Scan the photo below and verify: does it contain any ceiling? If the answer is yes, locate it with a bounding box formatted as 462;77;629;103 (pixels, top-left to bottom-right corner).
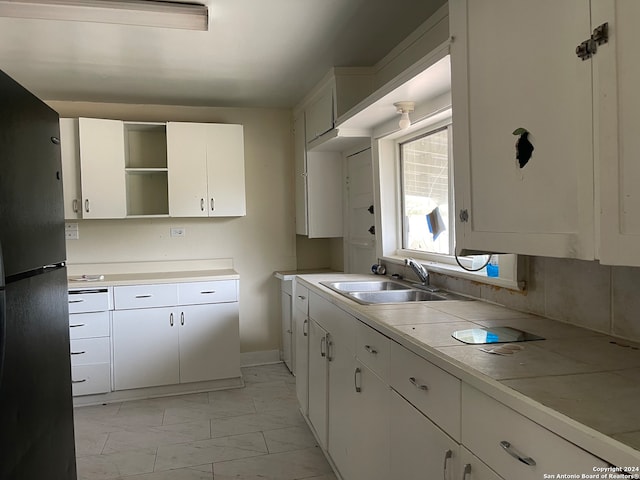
0;0;446;108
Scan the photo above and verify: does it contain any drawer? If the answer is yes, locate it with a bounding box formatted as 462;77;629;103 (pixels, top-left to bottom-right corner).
70;337;110;366
114;283;178;310
462;384;607;480
355;321;390;383
69;311;109;339
71;363;111;396
294;283;309;313
281;279;293;296
390;341;461;440
178;280;237;305
68;288;110;314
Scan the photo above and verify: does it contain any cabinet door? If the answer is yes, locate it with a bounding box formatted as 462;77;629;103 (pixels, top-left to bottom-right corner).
112;307;179;390
281;290;293;372
167;122;209;217
294;305;309;415
596;1;640;265
307;151;343;238
178;303;240;383
307;319;328;448
59;118;82;219
305;87;334;143
389;390;460;480
450;0;594;259
78;117;127;219
460;447;505;480
294;114;309;235
351;362;391;480
205;124;246;217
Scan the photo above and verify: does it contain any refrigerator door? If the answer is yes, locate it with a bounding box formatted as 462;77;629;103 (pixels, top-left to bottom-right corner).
0;267;76;480
0;69;66;278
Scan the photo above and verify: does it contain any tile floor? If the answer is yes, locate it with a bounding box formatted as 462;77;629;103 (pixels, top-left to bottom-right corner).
73;364;337;480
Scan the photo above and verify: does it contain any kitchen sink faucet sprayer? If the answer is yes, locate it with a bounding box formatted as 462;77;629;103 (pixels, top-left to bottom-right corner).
405;258;429;285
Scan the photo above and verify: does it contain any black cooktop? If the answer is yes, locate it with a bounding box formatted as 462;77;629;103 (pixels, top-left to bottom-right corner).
452;326;545;345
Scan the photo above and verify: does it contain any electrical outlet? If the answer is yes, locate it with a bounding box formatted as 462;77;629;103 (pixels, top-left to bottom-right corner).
170;227;185;237
65;223;79;240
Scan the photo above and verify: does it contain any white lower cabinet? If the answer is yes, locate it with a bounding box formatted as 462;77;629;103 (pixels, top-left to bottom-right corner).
460;447;504;480
307;318;329;448
112;280;240;391
280;279;293;372
293;283;310;416
390;390;459;480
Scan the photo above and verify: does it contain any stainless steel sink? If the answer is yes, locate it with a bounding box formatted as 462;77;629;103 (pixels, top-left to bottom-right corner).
320;280;411;293
347;289;471;304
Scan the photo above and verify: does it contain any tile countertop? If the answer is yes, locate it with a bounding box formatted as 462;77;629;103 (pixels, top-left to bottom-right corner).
68;269;239;288
296;273;640;468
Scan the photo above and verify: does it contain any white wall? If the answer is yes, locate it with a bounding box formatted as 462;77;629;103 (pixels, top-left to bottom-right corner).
49;101;300;354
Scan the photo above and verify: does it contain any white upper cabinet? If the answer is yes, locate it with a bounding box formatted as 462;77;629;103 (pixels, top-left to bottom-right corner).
59;118;82;219
595;1;640;265
167;122;246;217
305;87;334;144
294;114;309;235
78;117;127;219
450;0;595;260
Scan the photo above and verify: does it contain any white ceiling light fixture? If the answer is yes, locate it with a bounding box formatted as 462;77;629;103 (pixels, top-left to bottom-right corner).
0;0;208;30
394;101;415;130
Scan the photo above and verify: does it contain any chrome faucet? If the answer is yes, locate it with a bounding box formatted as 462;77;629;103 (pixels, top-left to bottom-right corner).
405;258;429;285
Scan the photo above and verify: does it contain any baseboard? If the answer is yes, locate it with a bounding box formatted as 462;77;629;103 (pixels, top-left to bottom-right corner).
240;349;281;367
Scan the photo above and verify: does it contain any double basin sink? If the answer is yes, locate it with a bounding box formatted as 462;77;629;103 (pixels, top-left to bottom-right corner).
320;279;472;305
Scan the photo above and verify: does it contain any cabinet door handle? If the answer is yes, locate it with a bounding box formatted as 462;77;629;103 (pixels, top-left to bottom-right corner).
170;313;174;327
70;351;86;355
409;377;429;391
200;198;205;211
364;344;378;355
180;312;184;326
84;199;90;213
302;319;308;337
297;295;306;300
461;464;472;480
135;294;152;298
69;323;85;328
72;379;87;384
210;198;215;212
499;440;536;466
286;329;292;334
200;290;216;294
354;367;362;393
320;336;326;357
72;198;79;213
69;299;84;304
443;449;452;480
327;336;333;362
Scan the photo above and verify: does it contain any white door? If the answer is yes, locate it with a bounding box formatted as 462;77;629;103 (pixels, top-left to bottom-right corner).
205;123;246;216
450;0;594;259
595;1;640;265
389;390;459;480
346;148;376;273
167;122;208;217
59;118;82;219
112;307;179;390
294;305;309;415
294;114;309;235
78;117;126;219
178;303;240;383
307;319;328;448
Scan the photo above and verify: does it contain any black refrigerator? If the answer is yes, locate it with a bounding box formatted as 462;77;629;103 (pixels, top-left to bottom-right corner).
0;70;77;479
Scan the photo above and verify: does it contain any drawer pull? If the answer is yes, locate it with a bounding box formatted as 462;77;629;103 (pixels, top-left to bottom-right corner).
364;344;378;355
303;319;308;337
72;379;87;384
170;313;174;327
443;449;453;480
70;351;86;355
500;440;536;466
461;464;472;480
181;312;185;326
69;324;85;328
69;299;85;304
135;294;152;298
354;367;362;393
297;295;306;300
200;198;205;211
409;377;429;391
200;290;216;294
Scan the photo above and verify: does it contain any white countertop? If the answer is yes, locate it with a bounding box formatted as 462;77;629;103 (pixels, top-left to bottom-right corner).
296;272;640;468
68;269;239;289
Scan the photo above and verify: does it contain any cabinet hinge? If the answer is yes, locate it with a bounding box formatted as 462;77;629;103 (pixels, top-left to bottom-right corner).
576;22;609;61
459;209;469;223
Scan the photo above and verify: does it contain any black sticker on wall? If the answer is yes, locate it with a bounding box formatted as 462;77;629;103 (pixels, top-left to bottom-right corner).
513;128;534;168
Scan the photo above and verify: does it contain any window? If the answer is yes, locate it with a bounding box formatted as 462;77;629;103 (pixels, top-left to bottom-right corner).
400;125;453;256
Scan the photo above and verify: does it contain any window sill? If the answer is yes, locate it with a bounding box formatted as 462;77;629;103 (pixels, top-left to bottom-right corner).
381;255;526;291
